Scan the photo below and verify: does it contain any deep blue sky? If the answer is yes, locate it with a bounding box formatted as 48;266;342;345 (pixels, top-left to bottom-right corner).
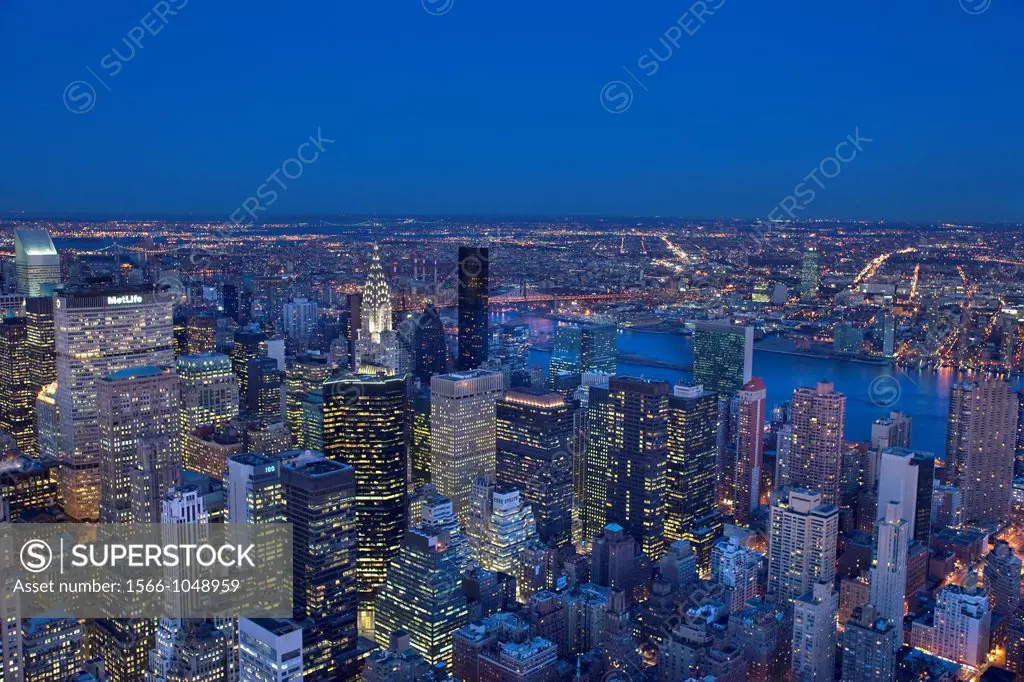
1;0;1021;221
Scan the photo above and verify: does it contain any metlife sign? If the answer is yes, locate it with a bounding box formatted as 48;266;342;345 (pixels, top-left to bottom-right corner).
2;523;292;618
107;294;144;305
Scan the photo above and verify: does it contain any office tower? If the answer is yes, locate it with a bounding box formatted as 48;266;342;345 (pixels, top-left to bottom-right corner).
946;378;1020;524
788;381;846;507
177;353;239;437
34;382;58;462
591;523;639;597
869;500;909;639
587;376;668;561
0;316;34;453
281;454;359;681
495;388;574;548
231;326;268;403
871;411;912;451
285;351;332;444
239;618;304;682
374;525;470;665
877;447;934;545
665;384;719;571
930;571;991;667
245;357;285;423
413;303;447;384
477;638;557;682
21;618;83;682
581;376;614;542
54;287;175;520
185;312;217;355
222;283;239;321
227;452;286;523
691;321;753;396
24;296;56;393
800;246;820;302
87;618;156;682
457;246;489;371
243;420;292;455
0;456;56;520
790;581;839;682
97;366;180;523
467;478;539;576
184;424;244;480
282;297;318;342
14;228;60;296
768;489;838;606
430;369;504;525
416;486;474;570
364;630;439;682
356;244;399;374
322;373;408;636
301;389;324;451
733;377;766;525
410;389;432;490
150;619;232;682
985;540;1022;615
345;292;361;371
548;323;617;378
711;537;763;614
840;605;898;682
498;321;530;372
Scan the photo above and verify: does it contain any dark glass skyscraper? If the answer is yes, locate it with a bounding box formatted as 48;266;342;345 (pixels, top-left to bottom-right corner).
496;388;575;548
413;303;447;383
457;246;488;371
231;327;268;402
281;454;359;681
24;296;55;395
692;321;753;396
549;323;617;380
322;374;409;637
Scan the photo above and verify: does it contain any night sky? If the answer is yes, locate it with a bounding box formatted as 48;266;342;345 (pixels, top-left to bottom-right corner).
1;0;1021;221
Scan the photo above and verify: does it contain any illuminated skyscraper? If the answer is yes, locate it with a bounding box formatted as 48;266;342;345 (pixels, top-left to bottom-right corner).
548;323;616;380
285;351;332;444
467;478;539;577
788;381;846;507
732;377;766;525
790;581;838;681
374;525;469;666
877;447;934;546
768;489;838;606
24;296;56;395
498;322;530;372
34;381;58;463
14;229;60;297
322;373;409;637
665;384;718;558
177;353;239;438
356;245;400;374
410;389;432;490
245;356;285;423
840;605;897;682
946;378;1020;524
239;618;304;682
591;376;669;561
457;246;489;371
496;388;574;548
800;246;820;302
97;366;181;524
0;316;35;454
87;618;155;682
21;618;83;682
282;297;318;344
227;452;286;524
692;321;753;396
54;287;174;520
985;540;1022;616
281;453;359;681
869;500;909;643
430;369;504;526
231;326;267;404
184;312;217;355
929;571;991;667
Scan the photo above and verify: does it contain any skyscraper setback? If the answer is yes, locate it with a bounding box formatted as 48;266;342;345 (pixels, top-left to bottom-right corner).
54;287;175;520
457;246;489;371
